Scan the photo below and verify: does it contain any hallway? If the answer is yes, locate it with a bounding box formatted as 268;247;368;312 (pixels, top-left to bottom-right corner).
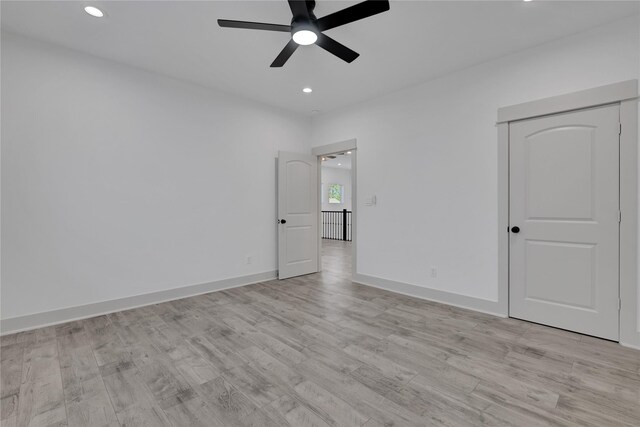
321;239;352;279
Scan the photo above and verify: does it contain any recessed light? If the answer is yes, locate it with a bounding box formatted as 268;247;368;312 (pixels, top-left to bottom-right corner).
84;6;104;17
523;0;533;2
347;151;352;154
292;30;318;46
338;163;342;166
302;87;313;93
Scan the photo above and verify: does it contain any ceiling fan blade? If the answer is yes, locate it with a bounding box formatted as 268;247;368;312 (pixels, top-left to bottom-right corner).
288;0;310;19
315;34;359;63
218;19;291;32
271;39;299;67
316;0;390;32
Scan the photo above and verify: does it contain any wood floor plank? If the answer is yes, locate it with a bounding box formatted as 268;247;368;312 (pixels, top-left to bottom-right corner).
84;317;132;369
16;372;67;427
221;364;283;408
166;344;221;388
161;394;226;427
57;336;101;401
222;317;306;365
187;333;247;372
65;376;119;427
115;403;173;427
57;330;118;427
1;343;24;399
101;368;172;426
193;376;263;427
555;392;640;427
133;349;194;405
264;394;331;427
293;379;369;426
1;394;19;427
296;357;427;426
361;418;385;427
239;346;304;389
21;339;60;385
301;343;363;374
343;344;417;384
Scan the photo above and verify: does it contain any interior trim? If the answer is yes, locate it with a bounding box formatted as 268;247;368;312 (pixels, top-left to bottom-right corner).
312;138;357;156
497;79;639;347
353;273;505;318
0;270;277;335
618;97;639;347
497;80;638;123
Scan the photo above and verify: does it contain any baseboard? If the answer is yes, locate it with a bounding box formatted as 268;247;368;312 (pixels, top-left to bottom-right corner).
353;273;506;318
620;341;640;351
0;270;277;335
620;331;640;350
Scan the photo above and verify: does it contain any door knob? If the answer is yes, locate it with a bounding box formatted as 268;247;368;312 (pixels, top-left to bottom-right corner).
511;226;520;233
278;219;287;224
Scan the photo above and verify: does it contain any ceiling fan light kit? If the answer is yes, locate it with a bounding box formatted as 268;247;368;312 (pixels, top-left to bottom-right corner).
218;0;390;67
292;28;317;45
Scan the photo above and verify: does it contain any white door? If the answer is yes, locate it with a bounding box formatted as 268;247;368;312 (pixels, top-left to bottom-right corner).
509;105;620;340
277;151;319;279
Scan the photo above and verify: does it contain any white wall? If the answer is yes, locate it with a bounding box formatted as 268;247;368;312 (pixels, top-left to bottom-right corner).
3;15;640;340
321;166;352;211
1;33;310;322
311;17;639;310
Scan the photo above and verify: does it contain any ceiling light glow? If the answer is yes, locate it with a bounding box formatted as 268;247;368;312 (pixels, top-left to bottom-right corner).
84;6;104;17
347;151;352;154
302;87;313;93
293;30;318;45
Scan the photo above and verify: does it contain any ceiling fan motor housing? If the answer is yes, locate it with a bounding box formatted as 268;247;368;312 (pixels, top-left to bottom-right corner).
291;0;318;36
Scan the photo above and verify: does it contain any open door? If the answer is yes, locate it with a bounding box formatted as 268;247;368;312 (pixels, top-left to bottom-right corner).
277;151;319;279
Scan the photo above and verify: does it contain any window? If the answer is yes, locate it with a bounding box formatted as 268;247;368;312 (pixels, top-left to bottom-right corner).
328;184;343;204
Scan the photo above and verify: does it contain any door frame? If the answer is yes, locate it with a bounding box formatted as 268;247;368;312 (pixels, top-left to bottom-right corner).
496;80;639;348
312;139;357;279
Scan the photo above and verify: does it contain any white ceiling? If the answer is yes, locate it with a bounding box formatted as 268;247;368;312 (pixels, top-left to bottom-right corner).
322;152;352;169
2;1;638;115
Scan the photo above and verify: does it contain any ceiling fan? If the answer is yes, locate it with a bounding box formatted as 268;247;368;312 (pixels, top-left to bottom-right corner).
218;0;390;67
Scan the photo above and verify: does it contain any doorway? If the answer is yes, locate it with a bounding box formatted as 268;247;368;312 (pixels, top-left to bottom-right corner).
320;151;353;278
497;80;639;346
276;140;357;282
312;139;357;280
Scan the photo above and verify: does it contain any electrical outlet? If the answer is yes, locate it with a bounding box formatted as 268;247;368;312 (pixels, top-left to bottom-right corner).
430;266;437;278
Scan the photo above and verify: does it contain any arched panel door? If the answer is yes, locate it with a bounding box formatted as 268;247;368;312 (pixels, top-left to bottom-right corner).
278;151;318;279
509;104;620;340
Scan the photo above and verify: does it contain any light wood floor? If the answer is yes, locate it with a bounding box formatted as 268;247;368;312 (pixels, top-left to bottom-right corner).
2;240;639;426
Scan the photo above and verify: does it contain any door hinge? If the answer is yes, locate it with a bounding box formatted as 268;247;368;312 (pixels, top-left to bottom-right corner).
618;210;622;223
619;299;622;310
619;123;622;135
